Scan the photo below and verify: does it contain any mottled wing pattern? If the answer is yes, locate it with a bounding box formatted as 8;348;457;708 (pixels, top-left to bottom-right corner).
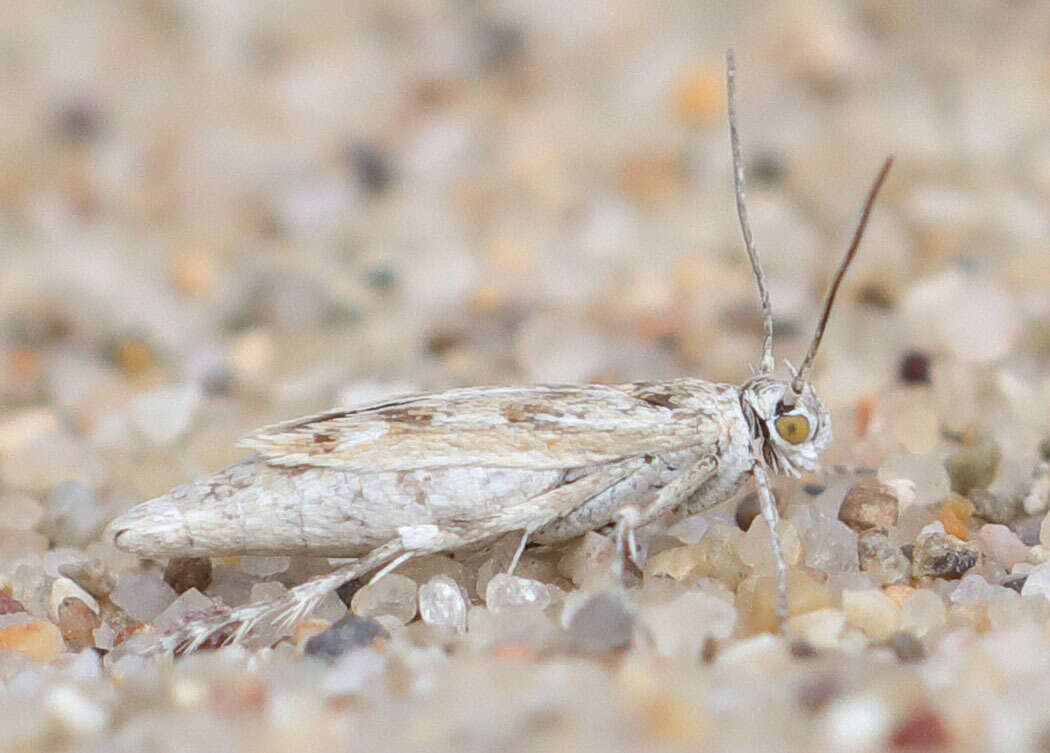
239;379;732;472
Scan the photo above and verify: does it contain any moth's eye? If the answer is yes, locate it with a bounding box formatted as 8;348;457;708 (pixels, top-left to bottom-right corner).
774;414;810;445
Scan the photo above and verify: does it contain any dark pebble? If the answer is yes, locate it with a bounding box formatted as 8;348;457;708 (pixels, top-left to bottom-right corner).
789;638;819;659
735;492;760;531
886;631;926;663
969;489;1021;525
164;557;213;594
347;143;392;195
1040;437;1050;463
946;438;1001;496
899;350;931;384
911;533;981;580
1015;515;1043;546
1002;574;1028;593
889;709;950;750
336;579;364;606
797;675;840;713
566;593;633;653
803;484;826;496
478;20;525;70
750;152;785;184
305;615;388;659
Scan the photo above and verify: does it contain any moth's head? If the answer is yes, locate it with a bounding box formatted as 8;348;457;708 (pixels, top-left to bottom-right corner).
740;374;831;476
723;51;889;477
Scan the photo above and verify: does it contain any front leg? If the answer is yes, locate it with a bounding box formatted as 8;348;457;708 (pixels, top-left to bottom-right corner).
613;455;718;568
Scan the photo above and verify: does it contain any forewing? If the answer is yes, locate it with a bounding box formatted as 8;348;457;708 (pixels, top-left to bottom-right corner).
239;381;727;472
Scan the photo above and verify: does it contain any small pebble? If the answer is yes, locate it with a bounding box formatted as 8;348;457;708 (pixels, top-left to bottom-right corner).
0;616;65;662
1001;574;1027;593
975;524;1029;569
1021;561;1050;600
839;481;900;531
56;598;101;648
305;615;388;659
58;560;115;599
937;494;975;539
911;533;980;580
900;589;947;637
946;438;1001;496
857;528;910;585
350;574;417;624
885;631;926;663
485;573;551;614
48;577;100;622
42;481;106;548
899;350;930;384
1041;438;1050;463
787;609;846;648
418;574;468;632
968;489;1020;525
643;591;735;658
566;592;634;653
842;589;900;640
109;574;177;622
734;491;760;531
888;708;950;749
163;557;213;594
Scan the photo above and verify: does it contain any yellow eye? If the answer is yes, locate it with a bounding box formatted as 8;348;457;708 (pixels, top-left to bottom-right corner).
775;415;810;445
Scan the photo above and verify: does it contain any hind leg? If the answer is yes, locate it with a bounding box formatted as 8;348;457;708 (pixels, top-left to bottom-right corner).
162;539;409;654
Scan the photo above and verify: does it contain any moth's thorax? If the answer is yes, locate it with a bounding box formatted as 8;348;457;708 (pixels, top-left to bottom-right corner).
739;375;832;475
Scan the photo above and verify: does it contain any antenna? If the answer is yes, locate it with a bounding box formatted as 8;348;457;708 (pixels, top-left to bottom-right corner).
791;156;894;394
726;49;775;376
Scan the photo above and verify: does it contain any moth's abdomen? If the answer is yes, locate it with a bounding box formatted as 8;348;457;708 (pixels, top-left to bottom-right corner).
106;458;566;557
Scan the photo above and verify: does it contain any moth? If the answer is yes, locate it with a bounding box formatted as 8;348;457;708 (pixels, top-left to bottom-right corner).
105;50;892;653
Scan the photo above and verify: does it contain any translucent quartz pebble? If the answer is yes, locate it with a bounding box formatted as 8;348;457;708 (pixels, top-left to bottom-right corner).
237;556;290;578
787;505;858;572
484;574;551;614
1021;562;1050;600
976;524;1030;569
418;574;468;632
949;573;993;604
878;451;950;508
734;518;803;570
350;574;417;624
127;383;202;446
42;481;106;548
466;604;561;652
641;591;735;658
153;588;215;633
109;574;176;622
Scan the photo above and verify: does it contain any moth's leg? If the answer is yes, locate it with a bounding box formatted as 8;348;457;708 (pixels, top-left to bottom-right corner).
161;539;408;655
752;462;788;627
612;455;718;569
507;530;529;575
